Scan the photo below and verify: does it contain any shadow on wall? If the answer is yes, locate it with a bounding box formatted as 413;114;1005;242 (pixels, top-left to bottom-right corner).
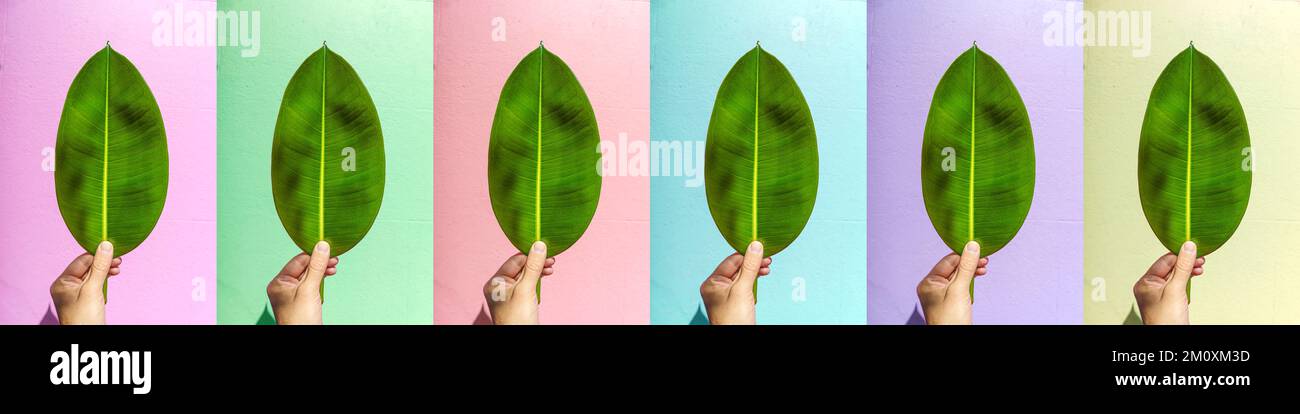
473;304;492;325
256;304;275;325
40;304;59;325
689;304;709;325
1123;305;1142;325
905;304;926;325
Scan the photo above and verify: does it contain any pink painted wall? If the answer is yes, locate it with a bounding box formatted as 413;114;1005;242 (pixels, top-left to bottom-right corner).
433;0;649;324
0;0;215;324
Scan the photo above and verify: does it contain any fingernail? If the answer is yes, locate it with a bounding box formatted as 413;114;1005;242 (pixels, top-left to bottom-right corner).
315;240;329;253
1181;241;1195;253
97;241;112;253
531;241;546;253
747;240;762;254
965;240;979;252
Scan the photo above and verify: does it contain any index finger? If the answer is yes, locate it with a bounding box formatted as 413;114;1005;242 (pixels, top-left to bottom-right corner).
710;253;744;280
1144;253;1178;280
278;253;311;280
61;253;95;281
927;254;961;280
494;253;528;281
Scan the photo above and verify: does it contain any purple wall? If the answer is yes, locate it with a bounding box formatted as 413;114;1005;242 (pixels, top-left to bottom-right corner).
0;0;216;324
868;0;1082;324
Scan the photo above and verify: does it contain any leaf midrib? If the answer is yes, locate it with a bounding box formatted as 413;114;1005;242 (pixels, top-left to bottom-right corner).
1185;45;1193;242
102;44;110;241
536;45;544;242
968;45;976;242
752;45;760;242
319;45;327;242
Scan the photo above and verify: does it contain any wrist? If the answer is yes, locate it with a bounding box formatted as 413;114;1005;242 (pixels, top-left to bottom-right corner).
922;305;971;325
1139;310;1188;325
58;309;104;325
706;307;755;325
273;308;321;325
491;313;538;325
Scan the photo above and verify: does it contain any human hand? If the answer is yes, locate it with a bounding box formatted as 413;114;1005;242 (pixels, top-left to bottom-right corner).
483;241;556;325
700;241;772;325
917;241;989;325
50;241;121;325
267;241;339;325
1134;241;1204;325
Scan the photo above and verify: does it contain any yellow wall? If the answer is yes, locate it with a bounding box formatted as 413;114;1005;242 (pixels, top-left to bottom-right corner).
1086;0;1300;323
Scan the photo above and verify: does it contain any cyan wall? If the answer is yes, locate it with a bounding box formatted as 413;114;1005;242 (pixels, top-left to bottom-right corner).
650;0;867;324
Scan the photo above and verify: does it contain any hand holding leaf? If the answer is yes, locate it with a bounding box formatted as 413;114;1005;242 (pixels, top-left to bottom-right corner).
704;43;818;302
55;44;168;301
920;44;1034;301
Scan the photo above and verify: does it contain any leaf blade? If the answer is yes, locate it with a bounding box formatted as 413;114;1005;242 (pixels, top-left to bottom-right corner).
1138;45;1251;256
272;46;385;256
55;45;168;256
705;45;819;256
488;45;603;256
921;46;1035;256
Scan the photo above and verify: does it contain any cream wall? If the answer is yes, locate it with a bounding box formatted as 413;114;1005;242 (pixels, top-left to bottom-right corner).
1085;0;1300;323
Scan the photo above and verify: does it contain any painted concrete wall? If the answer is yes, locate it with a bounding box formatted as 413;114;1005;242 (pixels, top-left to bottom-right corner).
434;0;650;324
651;0;867;324
0;0;216;324
1085;0;1300;324
217;0;433;324
868;0;1083;324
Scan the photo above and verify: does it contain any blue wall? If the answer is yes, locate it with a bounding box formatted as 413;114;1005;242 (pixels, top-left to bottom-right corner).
650;0;867;324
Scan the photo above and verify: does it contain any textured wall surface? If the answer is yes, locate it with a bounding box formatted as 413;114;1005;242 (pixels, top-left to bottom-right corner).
868;0;1083;324
0;0;216;324
650;0;867;324
217;0;432;324
433;0;650;324
1085;0;1300;324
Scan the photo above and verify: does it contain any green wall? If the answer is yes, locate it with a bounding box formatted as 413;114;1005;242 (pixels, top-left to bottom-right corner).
217;0;433;324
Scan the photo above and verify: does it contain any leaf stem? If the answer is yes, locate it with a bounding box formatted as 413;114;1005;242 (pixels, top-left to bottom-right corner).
752;42;761;304
535;42;545;304
319;42;328;303
102;42;111;303
968;42;977;304
1185;43;1193;302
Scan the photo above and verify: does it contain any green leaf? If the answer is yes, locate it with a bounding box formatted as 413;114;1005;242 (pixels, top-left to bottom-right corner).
1138;44;1250;258
55;44;168;258
272;45;385;258
488;44;602;257
921;44;1034;259
704;44;818;258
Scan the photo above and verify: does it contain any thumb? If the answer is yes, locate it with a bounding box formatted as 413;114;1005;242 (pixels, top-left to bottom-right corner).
80;241;113;299
1165;241;1196;298
948;241;980;298
516;241;547;295
299;241;330;296
731;241;764;297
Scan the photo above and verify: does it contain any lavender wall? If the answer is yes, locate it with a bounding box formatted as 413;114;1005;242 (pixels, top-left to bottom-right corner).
0;0;215;324
867;0;1082;324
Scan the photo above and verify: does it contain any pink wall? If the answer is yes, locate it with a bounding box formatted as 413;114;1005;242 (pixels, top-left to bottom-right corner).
0;0;215;324
434;0;649;324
